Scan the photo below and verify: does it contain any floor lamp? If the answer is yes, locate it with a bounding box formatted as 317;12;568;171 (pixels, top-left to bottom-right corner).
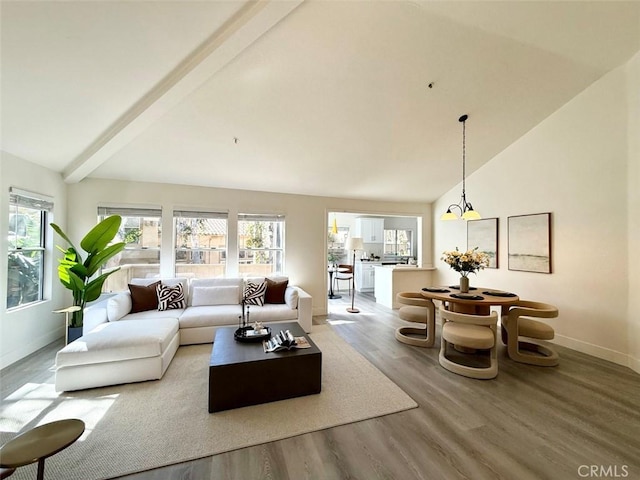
345;237;363;313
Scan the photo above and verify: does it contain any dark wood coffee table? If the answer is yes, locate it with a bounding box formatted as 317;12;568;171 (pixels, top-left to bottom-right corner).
209;322;322;413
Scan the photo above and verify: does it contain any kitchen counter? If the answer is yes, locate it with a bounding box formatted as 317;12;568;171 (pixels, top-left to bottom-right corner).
378;265;431;271
374;265;435;309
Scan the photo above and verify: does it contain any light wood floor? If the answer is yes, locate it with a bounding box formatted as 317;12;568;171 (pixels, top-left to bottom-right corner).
2;291;639;480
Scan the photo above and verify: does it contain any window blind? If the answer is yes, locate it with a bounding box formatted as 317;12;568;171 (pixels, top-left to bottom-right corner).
238;213;285;222
173;210;228;219
98;206;161;217
9;187;54;212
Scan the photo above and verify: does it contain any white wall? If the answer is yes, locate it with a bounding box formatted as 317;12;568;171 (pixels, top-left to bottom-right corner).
67;178;433;318
1;152;69;369
627;51;640;373
434;54;639;372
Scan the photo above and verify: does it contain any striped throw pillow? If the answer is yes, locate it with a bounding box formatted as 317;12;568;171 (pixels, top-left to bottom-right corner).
244;280;266;306
156;283;186;311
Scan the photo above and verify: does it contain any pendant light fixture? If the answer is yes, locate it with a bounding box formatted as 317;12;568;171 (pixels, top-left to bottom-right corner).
441;114;481;221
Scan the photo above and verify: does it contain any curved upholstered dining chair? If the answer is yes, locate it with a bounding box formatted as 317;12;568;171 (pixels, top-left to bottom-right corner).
501;300;559;366
439;305;498;379
395;291;436;347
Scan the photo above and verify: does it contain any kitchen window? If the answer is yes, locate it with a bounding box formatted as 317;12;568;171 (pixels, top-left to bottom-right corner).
174;210;228;278
238;214;285;277
384;229;412;256
7;188;53;309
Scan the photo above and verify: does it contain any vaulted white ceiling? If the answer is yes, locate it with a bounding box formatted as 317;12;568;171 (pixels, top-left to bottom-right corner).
2;1;639;203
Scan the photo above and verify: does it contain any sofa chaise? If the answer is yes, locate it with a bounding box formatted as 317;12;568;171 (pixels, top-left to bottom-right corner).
55;276;312;392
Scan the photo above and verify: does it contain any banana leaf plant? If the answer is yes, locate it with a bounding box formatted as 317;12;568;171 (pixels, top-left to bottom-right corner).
51;215;126;328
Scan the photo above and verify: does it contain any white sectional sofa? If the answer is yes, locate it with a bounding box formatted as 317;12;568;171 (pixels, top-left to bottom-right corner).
55;276;312;392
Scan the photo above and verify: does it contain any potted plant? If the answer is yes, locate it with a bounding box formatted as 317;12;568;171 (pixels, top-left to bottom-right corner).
327;251;341;268
51;216;126;342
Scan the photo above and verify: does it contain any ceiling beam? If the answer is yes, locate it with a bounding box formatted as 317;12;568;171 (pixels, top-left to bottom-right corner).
63;0;303;183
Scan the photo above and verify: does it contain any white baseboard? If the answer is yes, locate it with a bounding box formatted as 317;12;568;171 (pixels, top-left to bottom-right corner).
628;355;640;375
0;328;63;370
553;334;639;373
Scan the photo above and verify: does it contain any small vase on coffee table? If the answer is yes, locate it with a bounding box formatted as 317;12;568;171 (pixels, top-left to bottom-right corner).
459;276;470;293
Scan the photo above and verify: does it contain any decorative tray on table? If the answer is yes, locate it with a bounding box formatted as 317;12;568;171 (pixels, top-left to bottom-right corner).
449;285;478;291
234;326;272;343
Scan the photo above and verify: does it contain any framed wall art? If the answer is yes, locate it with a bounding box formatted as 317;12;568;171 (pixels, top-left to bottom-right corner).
467;217;499;268
508;213;551;273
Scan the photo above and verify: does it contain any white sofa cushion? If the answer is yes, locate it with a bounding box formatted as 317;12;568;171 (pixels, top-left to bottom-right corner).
123;308;184;321
56;318;179;368
179;305;242;328
245;304;298;323
107;292;132;322
188;278;243;305
192;286;240;306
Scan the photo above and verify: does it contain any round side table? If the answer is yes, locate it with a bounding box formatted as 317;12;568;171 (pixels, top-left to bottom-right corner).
0;467;15;479
0;419;85;480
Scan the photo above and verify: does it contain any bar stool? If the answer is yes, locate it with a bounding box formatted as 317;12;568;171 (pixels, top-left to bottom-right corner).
0;419;85;480
333;264;354;295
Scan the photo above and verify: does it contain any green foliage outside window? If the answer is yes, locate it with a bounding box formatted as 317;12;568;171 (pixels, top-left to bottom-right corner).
122;228;142;245
7;251;41;308
7;209;44;309
245;222;267;263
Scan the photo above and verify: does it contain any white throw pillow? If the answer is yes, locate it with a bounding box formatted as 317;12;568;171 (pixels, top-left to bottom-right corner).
284;286;299;309
192;286;240;306
107;293;132;322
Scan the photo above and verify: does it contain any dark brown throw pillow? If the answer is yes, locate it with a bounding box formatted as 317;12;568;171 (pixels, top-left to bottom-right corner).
264;278;288;304
128;281;161;313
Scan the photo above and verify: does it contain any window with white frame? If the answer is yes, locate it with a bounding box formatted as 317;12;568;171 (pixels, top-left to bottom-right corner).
7;188;53;309
238;214;285;277
98;206;162;291
384;229;412;256
174;210;228;278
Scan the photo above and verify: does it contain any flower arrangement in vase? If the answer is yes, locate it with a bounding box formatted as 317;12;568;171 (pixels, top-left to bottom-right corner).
441;247;489;293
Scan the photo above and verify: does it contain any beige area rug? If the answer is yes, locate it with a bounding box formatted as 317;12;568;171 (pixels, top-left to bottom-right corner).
1;325;417;480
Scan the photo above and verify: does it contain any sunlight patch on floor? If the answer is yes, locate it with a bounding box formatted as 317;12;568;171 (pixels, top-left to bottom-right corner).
0;382;117;440
0;383;56;432
45;394;117;442
327;319;356;325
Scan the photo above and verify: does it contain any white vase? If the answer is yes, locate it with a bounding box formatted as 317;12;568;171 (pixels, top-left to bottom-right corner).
459;276;470;293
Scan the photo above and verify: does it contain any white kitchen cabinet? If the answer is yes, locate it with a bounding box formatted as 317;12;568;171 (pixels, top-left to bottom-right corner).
355;261;380;292
355;217;384;243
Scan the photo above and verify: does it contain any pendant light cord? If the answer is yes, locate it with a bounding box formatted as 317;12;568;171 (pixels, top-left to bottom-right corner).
461;117;466;201
441;113;479;220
